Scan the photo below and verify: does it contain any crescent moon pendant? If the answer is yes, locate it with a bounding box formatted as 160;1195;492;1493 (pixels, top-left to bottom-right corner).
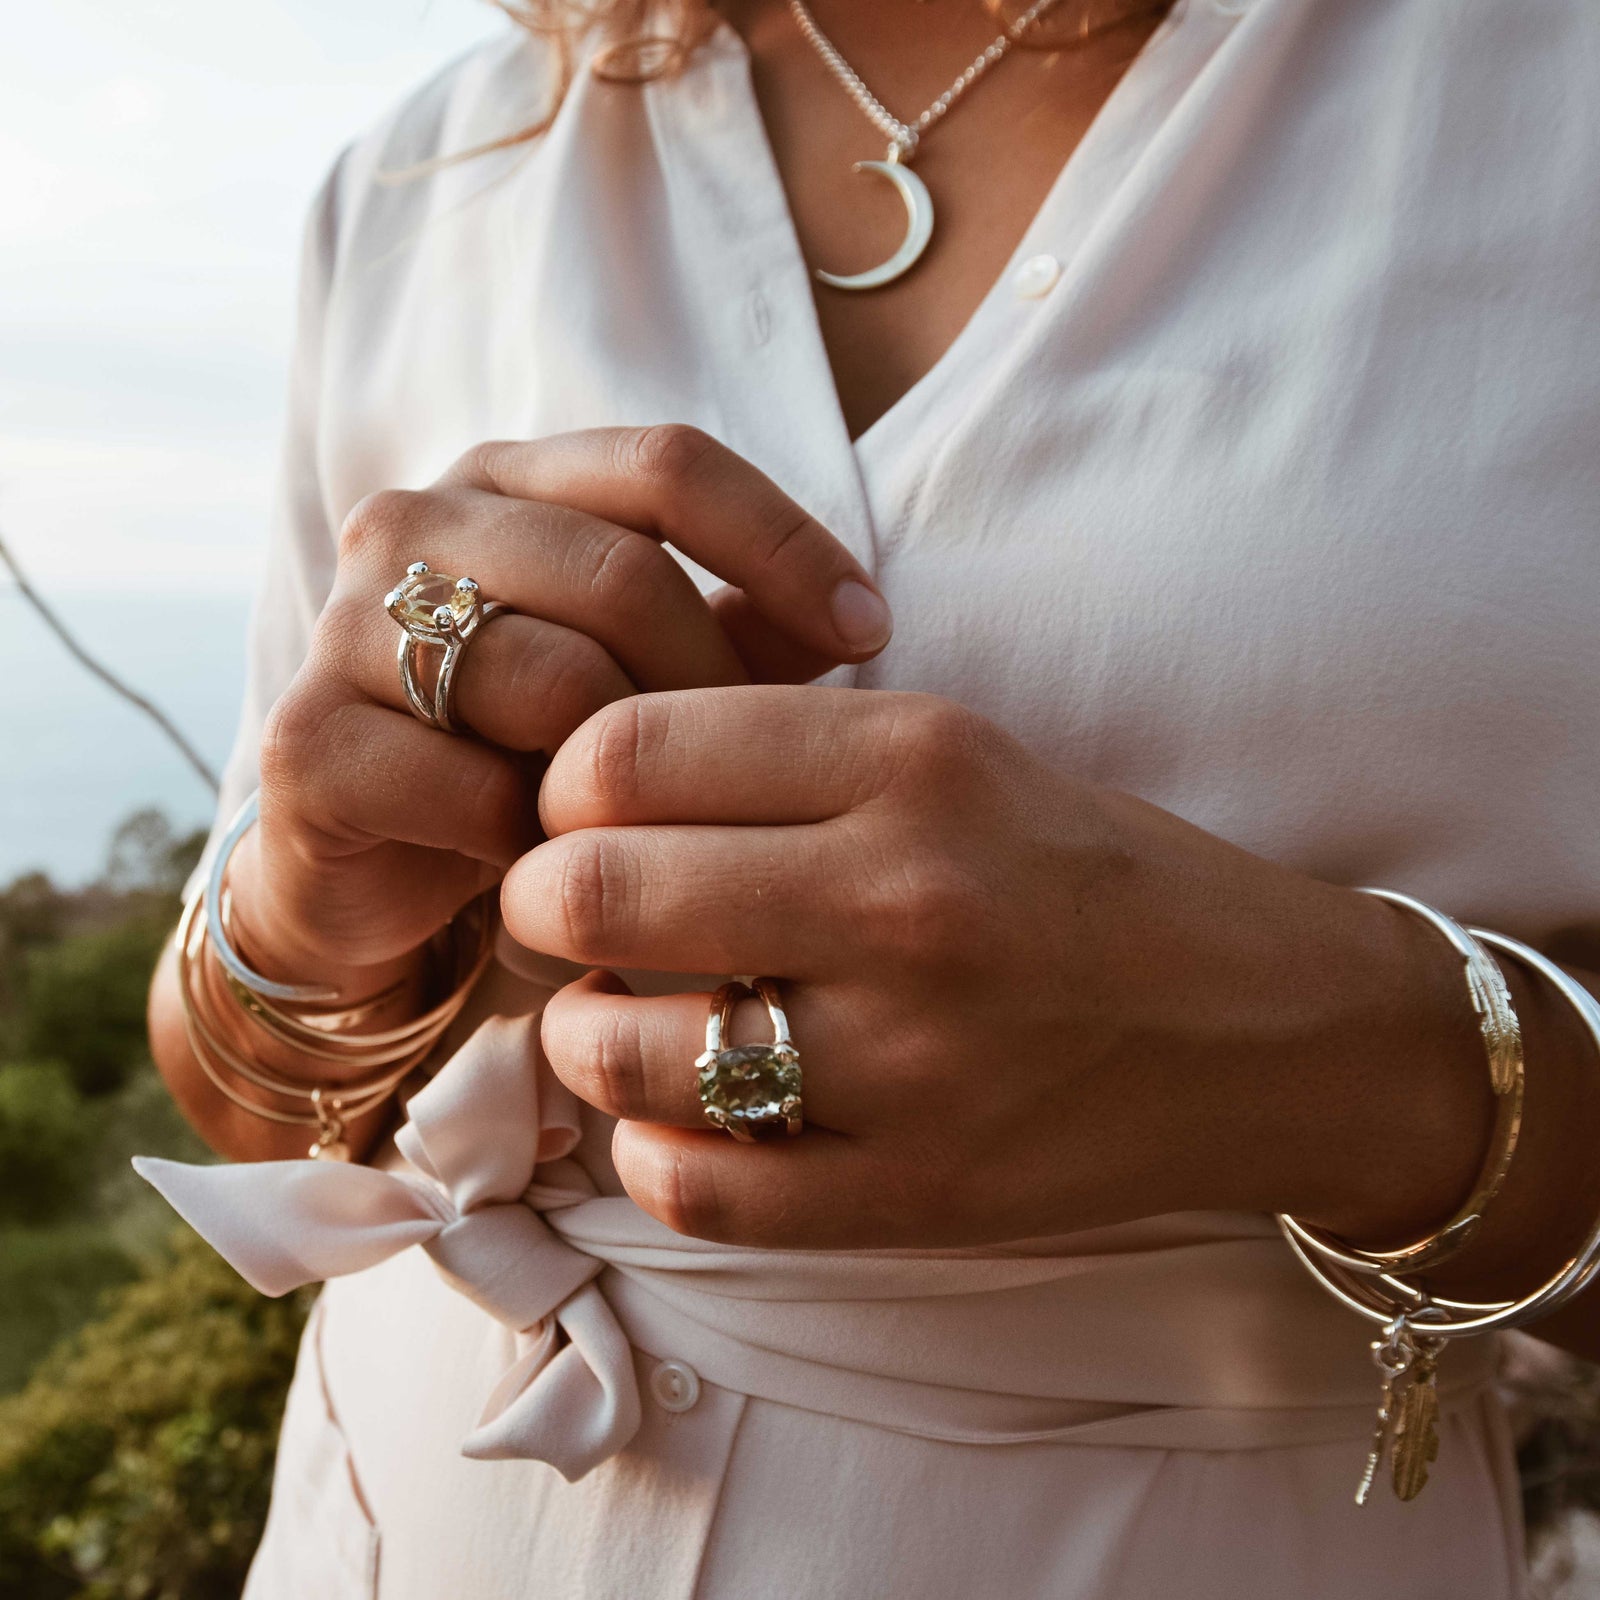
814;160;935;292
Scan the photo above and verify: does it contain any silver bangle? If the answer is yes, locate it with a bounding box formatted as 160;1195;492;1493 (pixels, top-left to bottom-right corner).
1281;926;1600;1337
205;791;340;1004
1277;913;1600;1504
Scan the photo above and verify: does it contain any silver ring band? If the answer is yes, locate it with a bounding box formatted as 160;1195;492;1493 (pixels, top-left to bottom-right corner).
384;562;512;733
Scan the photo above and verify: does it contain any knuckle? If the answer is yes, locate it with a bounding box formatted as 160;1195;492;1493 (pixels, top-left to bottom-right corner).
538;634;622;744
306;589;373;679
645;1142;724;1240
488;625;556;725
746;497;817;577
552;836;623;964
581;696;664;815
884;694;989;789
585;529;670;630
585;1011;647;1119
447;438;513;488
453;756;527;856
258;681;330;790
336;487;422;567
627;422;718;489
905;862;982;961
910;693;986;759
858;853;979;968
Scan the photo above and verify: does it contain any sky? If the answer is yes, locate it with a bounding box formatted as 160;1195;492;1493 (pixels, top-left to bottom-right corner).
1;0;505;880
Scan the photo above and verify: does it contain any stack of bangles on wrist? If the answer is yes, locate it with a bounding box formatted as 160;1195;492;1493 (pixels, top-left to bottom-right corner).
1277;886;1600;1507
174;792;493;1160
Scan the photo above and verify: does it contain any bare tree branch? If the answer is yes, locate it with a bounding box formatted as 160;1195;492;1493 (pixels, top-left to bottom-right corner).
0;526;220;795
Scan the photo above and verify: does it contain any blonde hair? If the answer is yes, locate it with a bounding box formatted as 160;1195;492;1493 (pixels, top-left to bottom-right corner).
460;2;710;157
477;0;1174;156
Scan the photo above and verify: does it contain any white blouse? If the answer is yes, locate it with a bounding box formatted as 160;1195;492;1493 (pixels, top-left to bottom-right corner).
163;0;1600;1594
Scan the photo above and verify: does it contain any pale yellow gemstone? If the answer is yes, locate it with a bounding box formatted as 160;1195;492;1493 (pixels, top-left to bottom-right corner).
391;571;475;636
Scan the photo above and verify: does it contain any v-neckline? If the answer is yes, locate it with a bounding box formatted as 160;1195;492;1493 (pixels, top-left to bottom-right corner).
703;0;1205;458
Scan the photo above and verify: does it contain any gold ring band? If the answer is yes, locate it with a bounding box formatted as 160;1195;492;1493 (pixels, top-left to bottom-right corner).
695;977;803;1142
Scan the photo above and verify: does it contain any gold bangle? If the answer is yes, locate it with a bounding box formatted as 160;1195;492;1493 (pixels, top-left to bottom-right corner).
217;890;492;1062
1276;924;1600;1508
173;880;493;1159
176;897;420;1152
1279;887;1524;1278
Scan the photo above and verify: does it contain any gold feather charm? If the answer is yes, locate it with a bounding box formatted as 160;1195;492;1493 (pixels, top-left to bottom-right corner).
1389;1353;1441;1502
1357;1323;1445;1506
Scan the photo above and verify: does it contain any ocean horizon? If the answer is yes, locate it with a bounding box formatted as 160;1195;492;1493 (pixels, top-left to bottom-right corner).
1;585;252;886
2;0;502;891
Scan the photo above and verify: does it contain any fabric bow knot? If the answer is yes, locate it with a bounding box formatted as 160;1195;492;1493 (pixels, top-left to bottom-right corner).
134;1014;641;1480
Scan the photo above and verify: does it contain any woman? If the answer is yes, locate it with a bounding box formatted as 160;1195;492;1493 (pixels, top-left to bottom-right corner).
143;0;1600;1594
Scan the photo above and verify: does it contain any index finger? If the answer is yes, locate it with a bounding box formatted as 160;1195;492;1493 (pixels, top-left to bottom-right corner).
446;426;893;668
538;684;899;835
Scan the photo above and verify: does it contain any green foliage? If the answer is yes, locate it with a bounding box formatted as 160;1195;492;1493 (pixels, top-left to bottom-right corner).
0;1062;96;1225
0;1230;312;1600
81;1068;210;1255
17;920;171;1099
1;807;201;1097
0;810;298;1598
0;872;64;968
0;1223;141;1396
0;1063;211;1397
0;872;65;1033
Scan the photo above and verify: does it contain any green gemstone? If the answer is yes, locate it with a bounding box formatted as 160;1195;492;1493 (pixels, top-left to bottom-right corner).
698;1043;801;1123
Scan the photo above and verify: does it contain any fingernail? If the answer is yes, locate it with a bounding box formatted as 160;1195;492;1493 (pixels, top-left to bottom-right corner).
830;579;893;652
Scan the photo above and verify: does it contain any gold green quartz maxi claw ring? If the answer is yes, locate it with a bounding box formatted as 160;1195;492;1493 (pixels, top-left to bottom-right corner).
697;978;803;1142
385;561;511;733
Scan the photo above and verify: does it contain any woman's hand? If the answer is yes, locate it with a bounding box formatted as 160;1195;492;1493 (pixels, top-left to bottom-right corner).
235;427;892;991
151;429;890;1160
514;686;1499;1251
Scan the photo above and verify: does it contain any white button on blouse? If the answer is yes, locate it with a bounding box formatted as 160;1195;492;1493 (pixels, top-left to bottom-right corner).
1012;253;1063;299
649;1359;701;1414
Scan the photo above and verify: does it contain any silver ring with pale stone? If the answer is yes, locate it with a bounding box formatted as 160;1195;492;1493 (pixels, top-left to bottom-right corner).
696;978;803;1142
384;562;511;733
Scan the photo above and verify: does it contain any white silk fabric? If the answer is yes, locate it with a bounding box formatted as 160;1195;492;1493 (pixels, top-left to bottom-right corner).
137;1016;640;1480
146;0;1600;1591
138;1006;1503;1464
